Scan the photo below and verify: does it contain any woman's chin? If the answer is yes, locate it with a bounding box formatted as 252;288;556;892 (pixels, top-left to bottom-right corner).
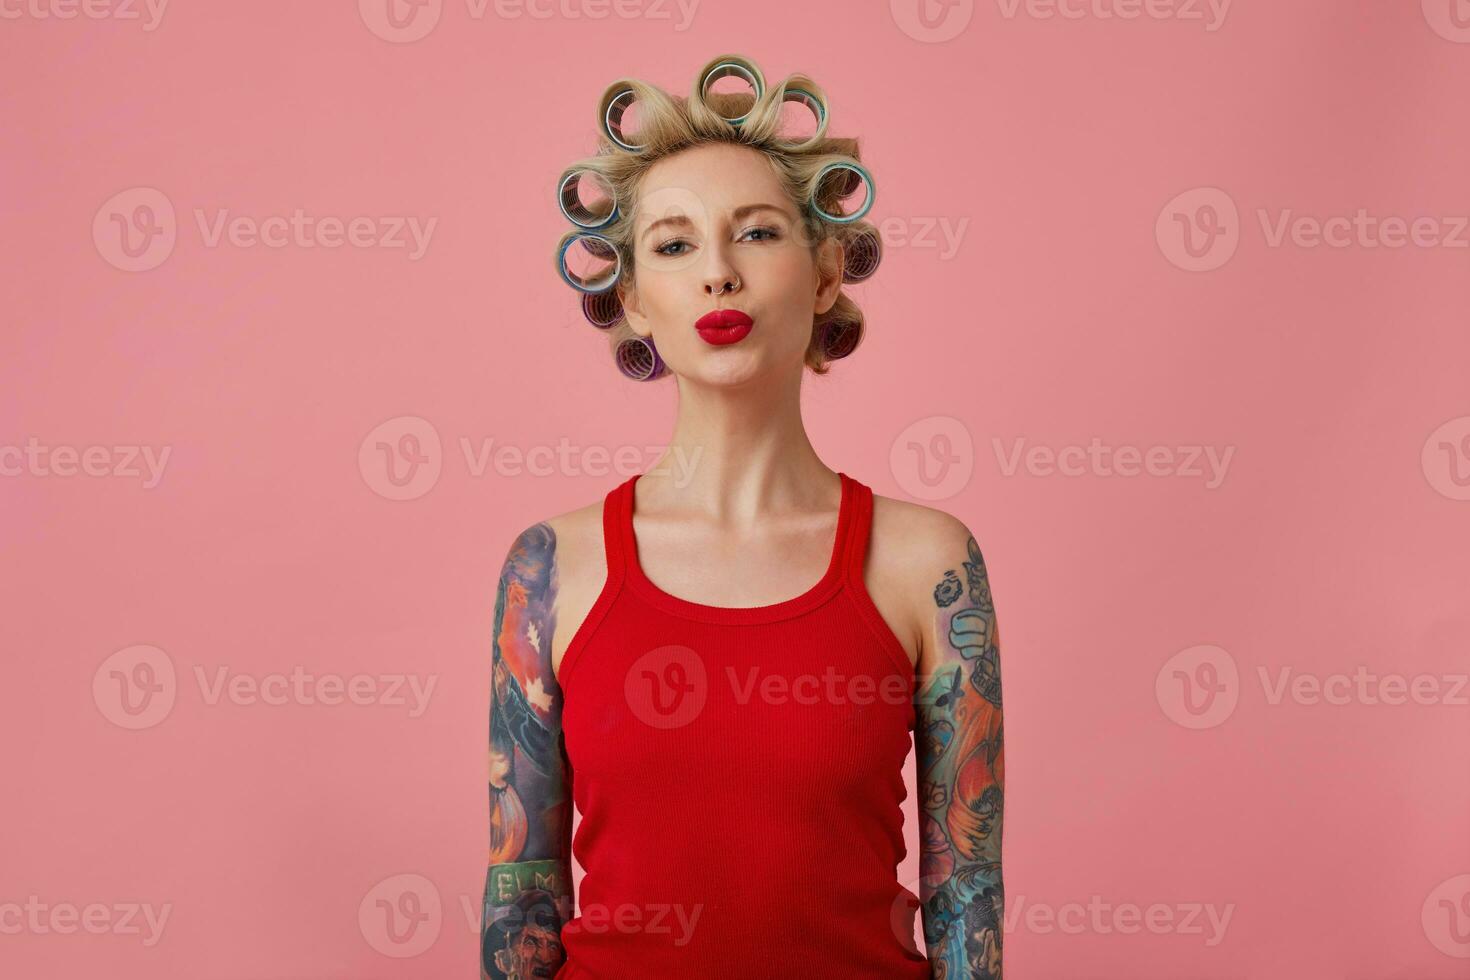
683;345;797;387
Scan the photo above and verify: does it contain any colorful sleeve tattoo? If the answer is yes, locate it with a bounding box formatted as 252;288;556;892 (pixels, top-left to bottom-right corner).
916;533;1005;979
481;523;574;980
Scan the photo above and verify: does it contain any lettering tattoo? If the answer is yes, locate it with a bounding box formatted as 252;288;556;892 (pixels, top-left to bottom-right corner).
917;535;1004;979
482;523;573;979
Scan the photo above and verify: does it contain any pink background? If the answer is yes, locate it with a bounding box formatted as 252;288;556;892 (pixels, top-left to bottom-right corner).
4;1;1470;977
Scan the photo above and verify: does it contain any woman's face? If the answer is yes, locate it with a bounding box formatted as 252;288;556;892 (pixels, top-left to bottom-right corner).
619;141;843;386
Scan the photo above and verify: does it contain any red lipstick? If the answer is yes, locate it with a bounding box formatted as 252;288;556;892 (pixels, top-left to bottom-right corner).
694;309;754;346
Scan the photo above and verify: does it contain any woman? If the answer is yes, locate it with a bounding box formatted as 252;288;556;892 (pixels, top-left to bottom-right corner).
481;54;1005;979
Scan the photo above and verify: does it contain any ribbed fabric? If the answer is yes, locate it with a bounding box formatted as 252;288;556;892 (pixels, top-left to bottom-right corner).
557;471;928;979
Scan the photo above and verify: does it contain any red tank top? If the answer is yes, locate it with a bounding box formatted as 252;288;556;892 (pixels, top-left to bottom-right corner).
556;470;928;979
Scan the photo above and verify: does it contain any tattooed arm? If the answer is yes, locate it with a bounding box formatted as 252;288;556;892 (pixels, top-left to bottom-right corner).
481;523;574;979
915;522;1004;979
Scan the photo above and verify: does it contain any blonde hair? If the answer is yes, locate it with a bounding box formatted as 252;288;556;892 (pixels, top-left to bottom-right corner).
554;55;881;380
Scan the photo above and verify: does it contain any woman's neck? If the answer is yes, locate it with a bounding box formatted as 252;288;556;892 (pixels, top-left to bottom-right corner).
641;377;836;519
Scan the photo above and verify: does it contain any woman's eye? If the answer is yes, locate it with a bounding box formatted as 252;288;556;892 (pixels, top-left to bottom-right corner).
654;226;778;256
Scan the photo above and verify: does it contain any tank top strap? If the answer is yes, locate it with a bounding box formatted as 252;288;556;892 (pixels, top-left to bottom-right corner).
600;473;636;580
837;470;874;583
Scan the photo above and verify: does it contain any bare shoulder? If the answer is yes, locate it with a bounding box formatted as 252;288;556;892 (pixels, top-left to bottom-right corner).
529;497;609;677
867;492;994;667
869;492;981;575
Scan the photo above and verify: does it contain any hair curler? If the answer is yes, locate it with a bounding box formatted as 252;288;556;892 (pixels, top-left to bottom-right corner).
598;83;646;152
614;336;665;381
557;167;619;230
556;230;622;294
819;319;862;361
581;290;623;329
694;55;766;125
773;74;829;152
842;224;882;283
811;160;875;224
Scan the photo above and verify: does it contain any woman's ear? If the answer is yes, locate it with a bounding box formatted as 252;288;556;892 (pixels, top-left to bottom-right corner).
619;281;651;338
813;236;845;317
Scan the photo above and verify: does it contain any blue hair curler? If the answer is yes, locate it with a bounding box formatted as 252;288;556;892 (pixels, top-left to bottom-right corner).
697;55;766;126
600;85;645;152
557;230;622;294
775;76;829;151
558;168;620;230
811;161;874;224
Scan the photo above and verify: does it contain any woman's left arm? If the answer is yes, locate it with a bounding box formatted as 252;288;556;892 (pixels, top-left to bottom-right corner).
913;520;1005;979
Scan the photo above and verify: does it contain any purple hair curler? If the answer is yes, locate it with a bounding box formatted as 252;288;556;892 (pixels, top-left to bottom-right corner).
820;319;862;361
842;225;882;283
614;336;665;381
582;290;623;329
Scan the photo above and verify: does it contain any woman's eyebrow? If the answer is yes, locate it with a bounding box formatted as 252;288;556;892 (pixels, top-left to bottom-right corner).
640;203;789;240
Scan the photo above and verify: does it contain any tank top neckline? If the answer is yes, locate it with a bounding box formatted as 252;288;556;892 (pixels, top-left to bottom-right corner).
612;470;858;625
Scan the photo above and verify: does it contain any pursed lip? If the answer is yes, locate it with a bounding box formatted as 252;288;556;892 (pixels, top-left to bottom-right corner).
694;309;753;331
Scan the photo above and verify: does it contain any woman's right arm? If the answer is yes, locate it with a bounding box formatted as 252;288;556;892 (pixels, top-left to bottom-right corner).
481;522;574;979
